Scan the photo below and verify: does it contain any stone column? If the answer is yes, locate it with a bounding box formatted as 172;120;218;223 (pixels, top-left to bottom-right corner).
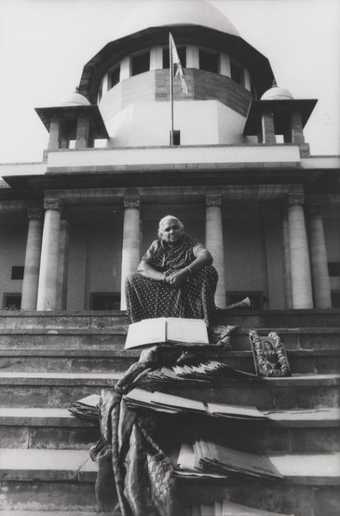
56;219;70;310
309;205;332;309
291;111;305;145
150;46;163;70
75;115;91;149
36;198;62;310
287;192;313;309
120;197;141;310
120;57;131;80
21;208;43;310
261;111;276;144
244;69;251;91
282;207;292;308
220;54;231;77
186;46;199;69
205;194;226;308
48;116;60;150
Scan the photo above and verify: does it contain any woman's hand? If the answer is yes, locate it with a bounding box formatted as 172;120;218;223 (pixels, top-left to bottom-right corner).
165;269;188;287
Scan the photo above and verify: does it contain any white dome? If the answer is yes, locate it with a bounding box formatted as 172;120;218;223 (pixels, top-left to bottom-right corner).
261;87;294;101
61;92;91;107
114;0;239;40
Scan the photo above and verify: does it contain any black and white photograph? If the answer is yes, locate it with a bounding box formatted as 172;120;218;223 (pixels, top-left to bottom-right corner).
0;1;339;515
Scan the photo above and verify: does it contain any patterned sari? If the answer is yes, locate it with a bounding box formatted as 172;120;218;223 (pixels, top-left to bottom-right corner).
125;235;218;326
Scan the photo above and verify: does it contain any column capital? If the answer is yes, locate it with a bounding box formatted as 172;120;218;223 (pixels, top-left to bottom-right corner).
123;197;140;209
206;194;222;208
288;190;304;207
44;198;62;211
27;207;43;220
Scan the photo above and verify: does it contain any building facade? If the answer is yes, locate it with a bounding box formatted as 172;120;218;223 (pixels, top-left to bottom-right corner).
0;0;339;314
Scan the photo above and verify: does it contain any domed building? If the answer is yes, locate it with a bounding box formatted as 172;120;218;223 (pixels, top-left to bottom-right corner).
1;0;334;313
0;2;339;515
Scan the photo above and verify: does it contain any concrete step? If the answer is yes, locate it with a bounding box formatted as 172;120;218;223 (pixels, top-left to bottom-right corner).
0;407;99;449
0;449;101;512
180;476;339;516
0;512;111;516
185;500;293;516
0;372;339;410
231;327;340;351
0;310;127;330
0;326;340;352
0;309;339;330
0;328;126;349
0;348;339;374
214;309;340;328
1;448;339;515
1;407;339;453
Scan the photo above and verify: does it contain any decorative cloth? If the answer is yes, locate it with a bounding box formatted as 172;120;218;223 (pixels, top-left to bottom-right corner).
249;330;291;377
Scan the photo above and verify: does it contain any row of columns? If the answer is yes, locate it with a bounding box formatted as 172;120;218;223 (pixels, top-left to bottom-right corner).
48;115;93;151
20;192;332;311
259;110;305;146
21;200;70;311
283;195;331;309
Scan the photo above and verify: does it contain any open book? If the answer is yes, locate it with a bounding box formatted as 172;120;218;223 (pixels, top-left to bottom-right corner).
125;317;209;350
124;388;268;421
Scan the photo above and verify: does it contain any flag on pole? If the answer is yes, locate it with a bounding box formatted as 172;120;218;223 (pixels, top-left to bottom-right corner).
169;33;189;95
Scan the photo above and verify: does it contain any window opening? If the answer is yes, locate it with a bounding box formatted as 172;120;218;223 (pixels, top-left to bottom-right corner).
108;66;120;89
163;46;186;69
199;49;219;74
90;292;121;310
131;51;150;76
328;262;340;276
11;266;24;280
3;293;21;310
231;59;245;86
331;291;340;308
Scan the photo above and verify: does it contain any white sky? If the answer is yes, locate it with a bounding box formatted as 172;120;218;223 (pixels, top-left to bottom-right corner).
0;0;339;162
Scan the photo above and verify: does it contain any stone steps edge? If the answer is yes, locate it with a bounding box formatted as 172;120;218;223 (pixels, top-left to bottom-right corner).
0;348;339;358
0;372;340;388
1;448;339;486
0;407;339;428
1;326;340;334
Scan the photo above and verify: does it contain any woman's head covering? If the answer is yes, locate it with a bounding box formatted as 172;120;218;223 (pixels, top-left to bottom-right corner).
158;215;184;238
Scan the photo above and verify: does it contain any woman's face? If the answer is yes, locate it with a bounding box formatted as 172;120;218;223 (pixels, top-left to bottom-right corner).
160;219;183;244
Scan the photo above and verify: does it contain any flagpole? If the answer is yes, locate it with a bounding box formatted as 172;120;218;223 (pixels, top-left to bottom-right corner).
169;33;174;145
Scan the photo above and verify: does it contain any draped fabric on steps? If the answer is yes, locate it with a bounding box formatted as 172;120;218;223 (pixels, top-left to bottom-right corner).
92;348;256;516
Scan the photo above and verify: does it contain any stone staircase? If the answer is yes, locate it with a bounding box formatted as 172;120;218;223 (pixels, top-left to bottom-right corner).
0;310;339;515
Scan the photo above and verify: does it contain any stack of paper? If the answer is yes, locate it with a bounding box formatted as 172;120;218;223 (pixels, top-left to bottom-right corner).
69;394;100;421
124;388;268;421
175;443;227;480
189;500;294;516
194;440;283;480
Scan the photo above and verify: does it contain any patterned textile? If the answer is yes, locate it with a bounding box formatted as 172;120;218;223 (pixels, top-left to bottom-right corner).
126;234;218;326
249;330;291;377
94;361;179;516
142;235;202;272
126;266;217;326
93;352;257;516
